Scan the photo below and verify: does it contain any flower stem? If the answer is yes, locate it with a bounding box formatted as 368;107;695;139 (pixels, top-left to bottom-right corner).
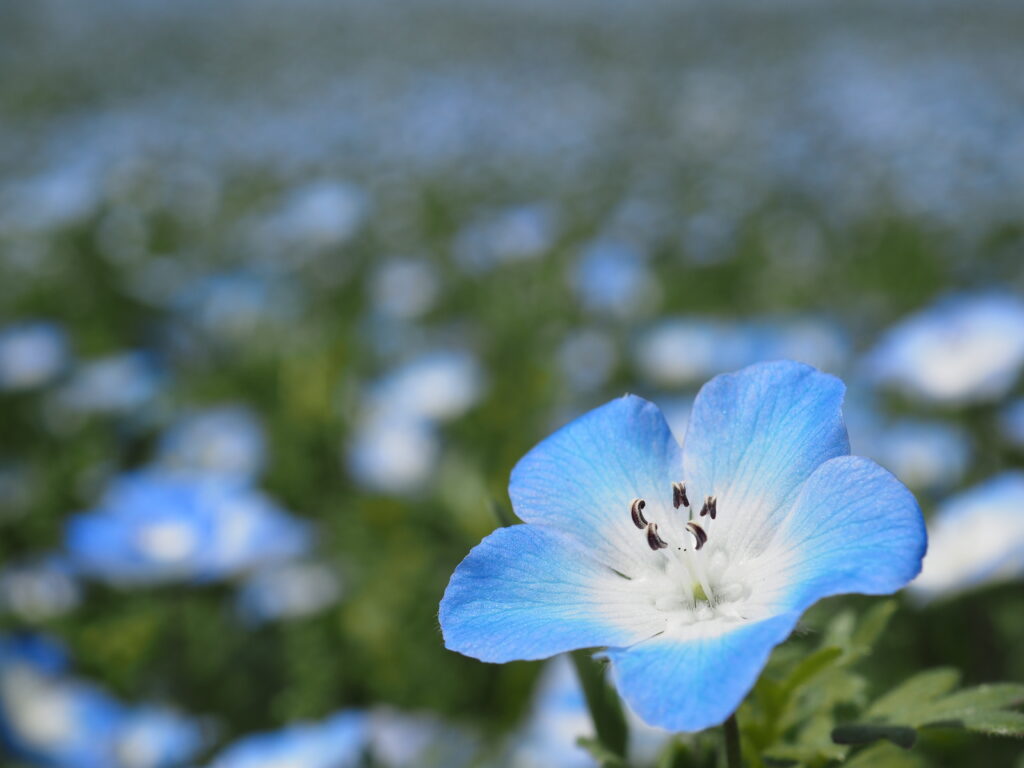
724;713;742;768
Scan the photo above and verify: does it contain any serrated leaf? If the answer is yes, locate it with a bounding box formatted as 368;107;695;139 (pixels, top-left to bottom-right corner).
832;723;917;749
915;683;1024;724
931;710;1024;738
782;646;844;697
866;668;961;720
850;600;898;656
577;737;628;767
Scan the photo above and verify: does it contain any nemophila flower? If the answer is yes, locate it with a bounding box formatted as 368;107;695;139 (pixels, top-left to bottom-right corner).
156;405;267;483
66;470;311;586
440;361;926;732
866;293;1024;405
0;554;81;622
910;473;1024;602
998;398;1024;449
54;351;162;416
0;321;69;393
206;711;367;768
113;708;205;768
365;707;479;768
568;238;657;319
236;562;342;625
635;318;847;388
0;635;203;768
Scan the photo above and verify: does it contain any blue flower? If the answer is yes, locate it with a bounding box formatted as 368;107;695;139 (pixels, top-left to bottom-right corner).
440;361;926;732
0;321;69;393
66;470;311;586
0;635;203;768
866;293;1024;405
156;405;267;483
206;711;367;768
910;473;1024;602
113;708;205;768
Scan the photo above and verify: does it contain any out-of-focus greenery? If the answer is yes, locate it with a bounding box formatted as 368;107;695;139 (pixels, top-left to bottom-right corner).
1;1;1024;766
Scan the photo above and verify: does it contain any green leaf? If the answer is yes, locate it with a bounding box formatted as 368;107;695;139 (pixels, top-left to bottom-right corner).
572;651;628;759
931;710;1024;738
916;683;1024;724
577;736;629;767
850;600;898;656
781;646;844;697
832;723;917;749
842;743;926;768
866;668;961;720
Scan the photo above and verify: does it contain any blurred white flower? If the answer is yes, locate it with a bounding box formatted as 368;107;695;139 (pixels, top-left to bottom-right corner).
54;352;162;416
568;239;656;318
370;257;441;320
0;556;80;622
453;204;557;272
346;413;440;494
237;562;342;624
859;419;971;493
867;293;1024;405
910;473;1024;602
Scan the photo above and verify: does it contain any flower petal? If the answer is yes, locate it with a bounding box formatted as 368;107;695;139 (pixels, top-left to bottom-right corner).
606;613;800;732
682;361;849;559
440;524;659;663
509;395;681;573
765;456;926;611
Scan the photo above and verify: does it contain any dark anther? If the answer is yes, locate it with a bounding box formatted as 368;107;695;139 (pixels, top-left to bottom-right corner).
646;522;668;551
686;521;708;550
672;481;689;509
630;498;648;529
699;495;717;520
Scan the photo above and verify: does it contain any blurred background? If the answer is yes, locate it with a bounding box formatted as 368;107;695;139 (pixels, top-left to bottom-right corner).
1;0;1023;765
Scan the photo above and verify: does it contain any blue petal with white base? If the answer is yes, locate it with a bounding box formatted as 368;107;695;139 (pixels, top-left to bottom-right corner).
440;360;926;732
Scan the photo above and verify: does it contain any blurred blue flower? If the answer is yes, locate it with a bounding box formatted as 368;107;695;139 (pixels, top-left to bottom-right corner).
206;711;367;768
156;405;267;483
857;419;971;494
370;258;441;321
173;271;303;348
866;293;1024;405
370;351;484;423
635;317;847;388
54;352;163;416
66;471;311;586
365;708;479;768
910;473;1024;602
997;398;1024;448
440;361;925;731
113;709;205;768
0;321;69;393
568;239;656;318
236;562;341;625
453;203;557;272
264;179;368;253
0;555;81;622
0;635;203;768
346;412;440;495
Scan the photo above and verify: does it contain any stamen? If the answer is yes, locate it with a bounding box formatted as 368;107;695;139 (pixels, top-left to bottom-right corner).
686;521;708;550
630;498;648;529
646;522;668;550
699;495;717;520
672;481;689;509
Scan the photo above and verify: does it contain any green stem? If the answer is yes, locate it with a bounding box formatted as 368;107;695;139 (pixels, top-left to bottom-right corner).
724;713;742;768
